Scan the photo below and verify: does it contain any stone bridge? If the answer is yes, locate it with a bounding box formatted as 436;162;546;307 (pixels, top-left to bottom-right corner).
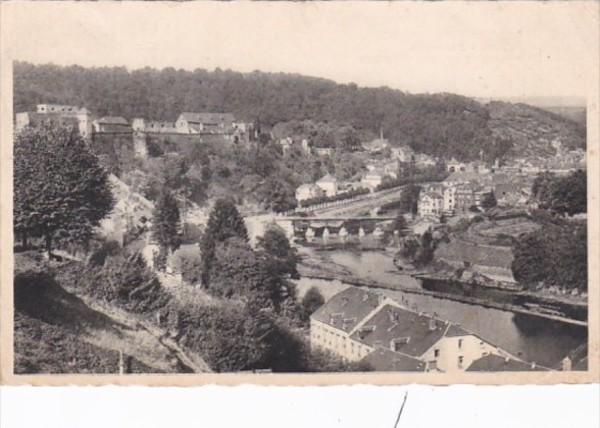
273;215;398;243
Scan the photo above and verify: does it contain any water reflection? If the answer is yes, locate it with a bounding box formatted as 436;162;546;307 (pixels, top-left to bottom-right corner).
296;249;587;368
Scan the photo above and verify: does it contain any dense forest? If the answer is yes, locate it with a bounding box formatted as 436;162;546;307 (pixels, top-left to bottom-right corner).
14;62;585;162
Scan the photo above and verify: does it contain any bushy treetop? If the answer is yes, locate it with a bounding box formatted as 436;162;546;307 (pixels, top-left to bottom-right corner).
14;125;114;253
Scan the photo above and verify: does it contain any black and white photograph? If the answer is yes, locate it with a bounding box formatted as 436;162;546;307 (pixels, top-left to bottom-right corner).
1;2;597;382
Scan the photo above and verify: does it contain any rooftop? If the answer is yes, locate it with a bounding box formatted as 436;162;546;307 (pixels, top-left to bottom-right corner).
466;354;547;372
311;287;381;333
361;347;427;372
349;304;452;357
178;112;235;123
435;239;514;270
96;116;129;125
317;173;338;184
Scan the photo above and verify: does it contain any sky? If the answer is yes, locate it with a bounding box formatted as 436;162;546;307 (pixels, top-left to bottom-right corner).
1;2;598;102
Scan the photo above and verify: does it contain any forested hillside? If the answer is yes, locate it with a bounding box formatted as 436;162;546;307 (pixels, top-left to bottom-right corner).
14;62;586;162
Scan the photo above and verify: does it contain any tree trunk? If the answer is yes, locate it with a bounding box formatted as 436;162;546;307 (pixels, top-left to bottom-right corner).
45;233;53;259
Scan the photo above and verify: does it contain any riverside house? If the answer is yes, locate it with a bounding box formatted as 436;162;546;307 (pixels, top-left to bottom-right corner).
311;287;521;372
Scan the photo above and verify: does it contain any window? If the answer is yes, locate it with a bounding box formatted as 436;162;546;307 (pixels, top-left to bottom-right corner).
434;349;440;358
458;339;463;349
458;356;464;368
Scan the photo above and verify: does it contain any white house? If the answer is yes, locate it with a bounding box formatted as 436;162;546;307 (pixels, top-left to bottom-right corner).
175;112;235;134
311;287;522;372
447;158;467;172
314;147;334;157
316;173;339;197
391;145;415;163
361;169;386;191
295;184;324;202
418;191;444;217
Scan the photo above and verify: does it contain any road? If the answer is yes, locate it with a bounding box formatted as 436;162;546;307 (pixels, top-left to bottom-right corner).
305;186;406;217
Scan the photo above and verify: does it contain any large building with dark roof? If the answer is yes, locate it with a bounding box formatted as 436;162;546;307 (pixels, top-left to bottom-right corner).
175;112;235;134
466;354;548;372
311;287;528;372
15;104;93;139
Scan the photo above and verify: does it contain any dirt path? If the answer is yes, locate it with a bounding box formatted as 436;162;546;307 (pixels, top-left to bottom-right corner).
58;283;211;373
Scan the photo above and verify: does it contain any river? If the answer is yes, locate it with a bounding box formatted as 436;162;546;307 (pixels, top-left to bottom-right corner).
295;249;587;368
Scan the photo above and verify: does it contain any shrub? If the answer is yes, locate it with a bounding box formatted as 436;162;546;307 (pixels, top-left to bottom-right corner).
166;302;277;372
59;251;171;315
87;240;122;267
299;187;370;208
301;287;325;318
170;246;203;285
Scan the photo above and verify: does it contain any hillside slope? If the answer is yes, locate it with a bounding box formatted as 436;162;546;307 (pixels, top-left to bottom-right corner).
486;102;586;158
14;62;585;162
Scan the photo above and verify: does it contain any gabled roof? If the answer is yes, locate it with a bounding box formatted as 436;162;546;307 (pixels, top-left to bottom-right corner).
364;168;386;178
466;354;547;372
392;145;414;153
435;239;514;270
297;183;320;191
361;347;427;372
349;304;449;358
422;191;443;200
96;116;129;125
178;112;235;123
317;173;337;184
444;323;471;337
311;287;381;333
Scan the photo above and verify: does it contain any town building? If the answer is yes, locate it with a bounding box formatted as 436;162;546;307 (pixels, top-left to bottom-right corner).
454;183;477;213
295;184;325;202
279;137;293;153
310;287;384;362
466;354;547;372
435;239;515;283
133;119;178;134
175;112;235;134
15;104;93;138
301;139;311;155
362;138;389;153
315;173;339;197
391;145;415;163
313;147;334;157
447;158;467;172
311;287;520;372
93;117;131;134
417;191;444;217
361;169;386;191
414;153;437;168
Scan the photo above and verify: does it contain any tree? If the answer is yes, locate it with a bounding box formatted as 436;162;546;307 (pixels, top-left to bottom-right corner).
480;191;497;210
511;234;548;286
200;198;249;285
511;223;587;291
414;230;435;266
151;189;181;256
399;184;422;214
532;170;586;216
257;225;299;278
392;214;408;233
209;237;297;313
13;125;114;256
301;287;325;317
257;177;297;213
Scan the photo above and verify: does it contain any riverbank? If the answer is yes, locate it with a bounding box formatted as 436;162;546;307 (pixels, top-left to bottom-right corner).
297;248;587;327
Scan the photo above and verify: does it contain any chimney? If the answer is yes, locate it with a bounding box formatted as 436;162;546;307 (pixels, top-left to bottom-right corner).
505;356;510;363
428;319;436;331
531;362;536;369
561;357;572;371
